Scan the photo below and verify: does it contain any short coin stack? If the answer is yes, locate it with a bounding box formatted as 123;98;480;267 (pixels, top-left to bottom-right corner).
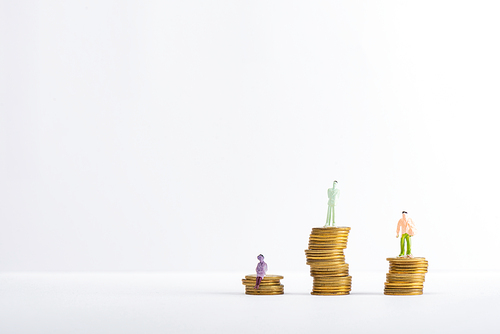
384;257;428;295
305;227;352;295
242;274;284;295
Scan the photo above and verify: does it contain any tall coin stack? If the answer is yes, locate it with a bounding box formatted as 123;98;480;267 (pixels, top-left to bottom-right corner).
305;227;352;295
384;257;428;295
242;274;284;295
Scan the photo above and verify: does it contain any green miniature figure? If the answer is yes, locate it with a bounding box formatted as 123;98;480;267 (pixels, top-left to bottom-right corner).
324;181;340;227
396;211;417;258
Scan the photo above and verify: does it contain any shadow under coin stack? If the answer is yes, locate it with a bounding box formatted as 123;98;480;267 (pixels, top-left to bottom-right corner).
242;274;284;295
384;257;428;295
305;227;352;295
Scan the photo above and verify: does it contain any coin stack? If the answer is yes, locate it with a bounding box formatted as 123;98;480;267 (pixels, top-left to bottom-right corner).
242;274;284;295
305;227;352;295
384;257;428;295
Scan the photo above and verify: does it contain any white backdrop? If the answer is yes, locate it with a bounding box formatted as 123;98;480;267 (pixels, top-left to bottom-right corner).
1;0;499;273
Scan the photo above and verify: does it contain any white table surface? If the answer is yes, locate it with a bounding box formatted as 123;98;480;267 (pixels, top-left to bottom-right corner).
1;271;498;334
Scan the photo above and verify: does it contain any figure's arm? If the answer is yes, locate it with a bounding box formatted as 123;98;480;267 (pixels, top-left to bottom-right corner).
408;219;417;236
396;220;401;237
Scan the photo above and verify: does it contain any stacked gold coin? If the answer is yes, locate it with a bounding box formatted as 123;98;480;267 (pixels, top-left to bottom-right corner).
305;227;352;295
242;274;284;295
384;257;428;295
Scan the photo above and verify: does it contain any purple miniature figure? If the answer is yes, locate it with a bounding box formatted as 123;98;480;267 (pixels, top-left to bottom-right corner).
254;254;268;289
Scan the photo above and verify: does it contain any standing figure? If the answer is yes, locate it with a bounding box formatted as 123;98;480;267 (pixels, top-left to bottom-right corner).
254;254;268;289
396;211;417;258
324;181;340;227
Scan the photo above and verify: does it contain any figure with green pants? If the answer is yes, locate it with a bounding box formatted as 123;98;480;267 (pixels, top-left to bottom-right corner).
396;211;417;258
324;181;340;227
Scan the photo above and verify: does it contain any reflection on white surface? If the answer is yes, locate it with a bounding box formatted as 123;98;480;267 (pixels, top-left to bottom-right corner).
0;272;498;333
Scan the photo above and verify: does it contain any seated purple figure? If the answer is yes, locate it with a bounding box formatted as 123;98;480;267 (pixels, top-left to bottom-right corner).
254;254;268;289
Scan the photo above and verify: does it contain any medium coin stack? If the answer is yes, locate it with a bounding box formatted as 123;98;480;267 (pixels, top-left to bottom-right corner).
384;257;428;295
305;227;352;295
242;274;284;295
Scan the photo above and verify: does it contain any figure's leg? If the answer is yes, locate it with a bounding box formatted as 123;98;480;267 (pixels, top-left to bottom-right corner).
325;206;331;227
406;235;412;256
254;276;262;289
399;234;405;257
331;206;336;227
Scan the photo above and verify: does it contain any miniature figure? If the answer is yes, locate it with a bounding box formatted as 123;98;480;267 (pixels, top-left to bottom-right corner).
396;211;417;258
254;254;268;289
324;181;340;227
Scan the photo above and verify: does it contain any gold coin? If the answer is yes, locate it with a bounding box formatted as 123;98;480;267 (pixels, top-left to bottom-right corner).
245;291;285;296
250;286;284;291
387;259;427;264
309;259;347;263
245;286;284;290
310;231;350;235
389;263;428;267
311;291;350;296
386;280;425;284
309;236;349;239
306;254;346;258
306;257;346;261
312;226;351;231
314;278;352;283
305;248;345;252
314;275;352;280
241;280;282;286
244;274;284;280
385;283;424;287
310;265;349;270
389;260;428;264
314;279;351;283
314;281;352;285
387;272;426;276
313;285;351;289
389;270;428;275
246;285;284;290
310;269;349;273
241;278;282;283
384;288;423;292
308;246;347;249
389;269;428;272
243;284;282;288
314;284;352;288
310;236;349;239
311;273;349;277
310;270;348;274
308;241;348;244
309;240;348;243
314;280;351;285
305;249;345;253
386;279;425;284
308;263;347;268
308;244;348;248
310;265;349;269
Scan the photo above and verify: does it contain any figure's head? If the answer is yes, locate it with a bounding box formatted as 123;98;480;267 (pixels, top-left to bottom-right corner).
402;211;408;217
333;180;338;187
257;254;264;261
